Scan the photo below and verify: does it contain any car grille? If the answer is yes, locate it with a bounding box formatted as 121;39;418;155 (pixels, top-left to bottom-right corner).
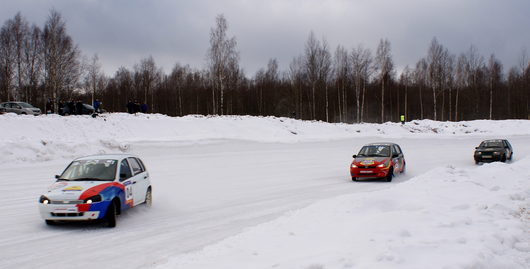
50;200;83;204
51;212;84;217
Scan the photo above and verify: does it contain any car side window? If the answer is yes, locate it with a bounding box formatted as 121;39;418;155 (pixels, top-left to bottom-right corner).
128;157;144;175
391;145;397;156
119;159;133;181
136;158;147;172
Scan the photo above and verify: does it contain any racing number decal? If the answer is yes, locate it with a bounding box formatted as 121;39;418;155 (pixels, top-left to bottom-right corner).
123;181;133;203
126;184;133;200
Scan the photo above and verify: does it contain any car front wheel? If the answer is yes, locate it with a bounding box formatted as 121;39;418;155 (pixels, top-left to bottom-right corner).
105;202;117;228
385;168;393;182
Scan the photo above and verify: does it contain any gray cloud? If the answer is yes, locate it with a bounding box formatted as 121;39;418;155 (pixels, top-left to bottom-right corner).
1;0;529;76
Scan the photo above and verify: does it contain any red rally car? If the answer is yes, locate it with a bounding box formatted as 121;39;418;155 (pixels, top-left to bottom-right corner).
350;142;406;182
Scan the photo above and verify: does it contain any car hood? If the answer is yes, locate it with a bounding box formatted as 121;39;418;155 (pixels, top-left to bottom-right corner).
43;181;114;200
353;157;389;166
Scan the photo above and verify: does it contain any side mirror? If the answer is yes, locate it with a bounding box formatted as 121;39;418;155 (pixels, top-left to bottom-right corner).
475;147;478;149
120;173;127;180
392;154;399;158
55;175;60;179
352;154;357;158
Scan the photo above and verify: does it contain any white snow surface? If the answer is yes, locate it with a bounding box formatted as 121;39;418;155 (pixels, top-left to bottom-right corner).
162;158;530;269
1;113;529;269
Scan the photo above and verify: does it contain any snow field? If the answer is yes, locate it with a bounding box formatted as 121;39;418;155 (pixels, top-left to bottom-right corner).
159;157;530;269
2;112;530;163
1;113;529;268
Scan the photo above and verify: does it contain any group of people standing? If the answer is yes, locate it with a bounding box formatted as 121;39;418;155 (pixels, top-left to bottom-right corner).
45;98;148;115
45;99;85;115
126;100;148;114
45;99;103;115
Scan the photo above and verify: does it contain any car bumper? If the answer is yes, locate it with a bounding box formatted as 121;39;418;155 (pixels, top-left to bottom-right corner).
350;167;390;179
39;203;102;221
474;155;502;162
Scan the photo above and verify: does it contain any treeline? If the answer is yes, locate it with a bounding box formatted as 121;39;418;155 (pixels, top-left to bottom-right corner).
1;11;529;122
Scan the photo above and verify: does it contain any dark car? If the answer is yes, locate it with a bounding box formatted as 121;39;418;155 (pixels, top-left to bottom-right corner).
474;139;513;164
80;103;95;115
350;142;406;182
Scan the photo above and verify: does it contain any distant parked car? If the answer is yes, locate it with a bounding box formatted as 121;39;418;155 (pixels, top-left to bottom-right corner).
39;154;152;227
0;101;41;115
474;139;513;164
350;142;406;182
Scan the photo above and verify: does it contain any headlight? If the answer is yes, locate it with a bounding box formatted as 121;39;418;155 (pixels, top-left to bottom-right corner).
39;195;50;204
377;159;390;168
493;152;501;155
475;151;482;155
84;195;102;204
351;163;357;168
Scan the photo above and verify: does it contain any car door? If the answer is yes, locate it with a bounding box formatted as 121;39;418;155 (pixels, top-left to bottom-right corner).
13;103;24;114
5;103;16;113
118;159;135;208
127;157;149;206
392;145;404;174
503;140;512;158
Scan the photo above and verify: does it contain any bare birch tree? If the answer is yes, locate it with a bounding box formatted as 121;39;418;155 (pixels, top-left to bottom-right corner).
42;9;81;112
351;45;373;122
333;45;349;122
486;54;503;119
207;14;239;115
414;58;428;119
375;39;393;123
85;54;105;106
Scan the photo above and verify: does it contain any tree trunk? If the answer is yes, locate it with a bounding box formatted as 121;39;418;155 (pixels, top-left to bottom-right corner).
419;85;424;119
381;78;385;123
432;86;437;120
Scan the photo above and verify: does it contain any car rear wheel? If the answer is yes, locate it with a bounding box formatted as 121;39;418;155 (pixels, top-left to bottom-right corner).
105;202;117;228
144;188;152;207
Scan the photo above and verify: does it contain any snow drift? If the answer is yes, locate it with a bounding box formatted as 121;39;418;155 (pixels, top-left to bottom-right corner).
159;157;530;269
1;112;529;163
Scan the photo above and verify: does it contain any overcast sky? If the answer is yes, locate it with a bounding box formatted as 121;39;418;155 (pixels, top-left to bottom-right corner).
1;0;529;76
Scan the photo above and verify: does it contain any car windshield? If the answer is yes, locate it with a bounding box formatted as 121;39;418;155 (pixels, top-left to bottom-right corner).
357;145;391;157
18;102;34;108
479;141;503;148
59;159;117;181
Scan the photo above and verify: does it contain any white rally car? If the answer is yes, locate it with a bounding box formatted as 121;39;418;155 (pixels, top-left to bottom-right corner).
39;154;152;227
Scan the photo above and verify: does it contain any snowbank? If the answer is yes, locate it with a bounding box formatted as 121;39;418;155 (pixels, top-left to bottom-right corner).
158;157;530;269
1;112;529;163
